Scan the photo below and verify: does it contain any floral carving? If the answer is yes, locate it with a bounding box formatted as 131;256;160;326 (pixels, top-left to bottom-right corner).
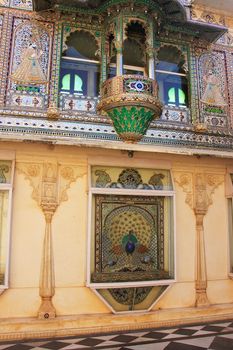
174;172;193;209
174;171;224;212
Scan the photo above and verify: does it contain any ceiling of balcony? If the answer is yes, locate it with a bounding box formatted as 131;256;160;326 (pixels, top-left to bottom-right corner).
32;0;187;19
33;0;233;14
32;0;227;42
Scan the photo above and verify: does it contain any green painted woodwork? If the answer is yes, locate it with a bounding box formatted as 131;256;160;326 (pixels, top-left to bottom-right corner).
107;106;155;142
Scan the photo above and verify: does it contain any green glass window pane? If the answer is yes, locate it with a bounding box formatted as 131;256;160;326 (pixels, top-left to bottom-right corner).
168;87;176;103
61;74;71;90
74;74;83;92
178;88;186;104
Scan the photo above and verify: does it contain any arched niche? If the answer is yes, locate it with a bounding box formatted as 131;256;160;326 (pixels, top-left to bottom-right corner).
60;29;100;98
156;45;189;108
62;29;100;60
123;21;147;69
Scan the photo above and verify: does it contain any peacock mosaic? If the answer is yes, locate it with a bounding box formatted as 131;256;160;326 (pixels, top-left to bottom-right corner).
91;167;174;285
92;194;167;283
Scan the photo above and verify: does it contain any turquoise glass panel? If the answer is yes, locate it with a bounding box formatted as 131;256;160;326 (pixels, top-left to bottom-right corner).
61;74;71;90
168;87;176;103
178;89;186;104
74;74;83;92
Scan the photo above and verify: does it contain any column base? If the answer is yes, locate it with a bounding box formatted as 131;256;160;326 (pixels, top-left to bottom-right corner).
38;298;56;319
195;291;210;307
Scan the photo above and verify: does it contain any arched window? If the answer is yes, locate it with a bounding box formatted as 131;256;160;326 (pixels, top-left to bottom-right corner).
156;46;189;107
107;21;146;78
123;22;146;75
60;30;100;97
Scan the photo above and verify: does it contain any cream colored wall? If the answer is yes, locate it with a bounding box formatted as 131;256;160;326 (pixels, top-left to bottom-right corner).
193;4;233;30
0;142;232;319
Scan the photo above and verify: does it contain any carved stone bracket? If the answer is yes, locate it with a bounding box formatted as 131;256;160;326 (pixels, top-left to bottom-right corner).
174;171;224;307
17;161;86;319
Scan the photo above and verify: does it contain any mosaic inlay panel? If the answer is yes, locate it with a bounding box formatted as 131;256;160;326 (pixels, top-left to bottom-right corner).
199;51;229;127
60;94;98;113
92;194;167;283
92;167;172;191
11;0;32;9
6;18;52;108
0;0;32;9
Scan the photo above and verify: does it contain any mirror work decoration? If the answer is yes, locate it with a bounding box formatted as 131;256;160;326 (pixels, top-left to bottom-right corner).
7;19;52;108
93;194;166;283
93;167;171;190
91;167;174;287
96;285;168;312
199;52;229;128
98;75;163;143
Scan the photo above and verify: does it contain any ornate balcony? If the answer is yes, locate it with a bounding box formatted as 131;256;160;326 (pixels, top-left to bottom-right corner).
98;75;163;143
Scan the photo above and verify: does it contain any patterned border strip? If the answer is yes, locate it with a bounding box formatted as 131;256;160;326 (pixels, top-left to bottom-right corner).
0;116;232;152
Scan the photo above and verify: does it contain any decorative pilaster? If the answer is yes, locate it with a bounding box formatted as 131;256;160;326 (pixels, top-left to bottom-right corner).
174;171;224;307
38;205;57;319
148;47;155;79
17;161;86;319
48;16;62;117
147;20;156;79
115;15;123;76
0;11;13;106
191;41;211;127
193;173;209;306
195;211;209;306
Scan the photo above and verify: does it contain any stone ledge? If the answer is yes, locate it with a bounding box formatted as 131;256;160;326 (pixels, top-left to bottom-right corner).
0;303;233;341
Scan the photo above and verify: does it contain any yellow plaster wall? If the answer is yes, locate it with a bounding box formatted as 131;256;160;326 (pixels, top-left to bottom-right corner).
53;177;88;287
0;142;231;322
